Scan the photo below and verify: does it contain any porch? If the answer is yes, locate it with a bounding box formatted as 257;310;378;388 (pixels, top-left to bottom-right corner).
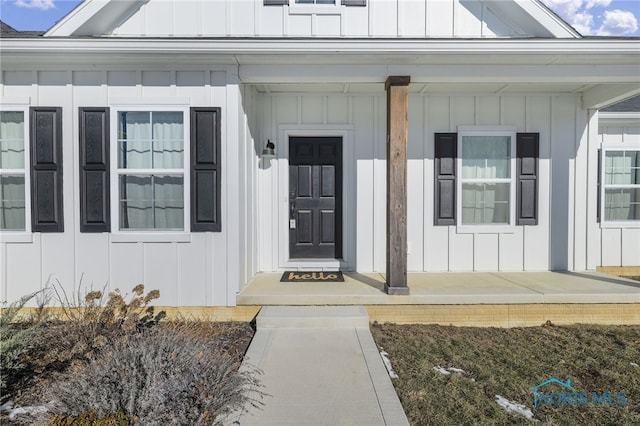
237;271;640;326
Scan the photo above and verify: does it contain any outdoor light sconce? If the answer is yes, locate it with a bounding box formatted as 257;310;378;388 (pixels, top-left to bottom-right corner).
262;139;276;159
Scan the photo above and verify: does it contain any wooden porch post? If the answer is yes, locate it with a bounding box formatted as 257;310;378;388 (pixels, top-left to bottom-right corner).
385;76;410;295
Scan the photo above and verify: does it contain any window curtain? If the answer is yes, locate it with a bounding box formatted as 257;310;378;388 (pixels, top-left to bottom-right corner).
461;136;510;179
0;175;25;230
119;175;184;230
118;112;184;230
0;112;26;230
604;151;640;221
1;112;25;169
462;183;509;224
461;136;510;224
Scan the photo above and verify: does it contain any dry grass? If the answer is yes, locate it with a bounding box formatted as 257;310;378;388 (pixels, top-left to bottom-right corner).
371;322;640;425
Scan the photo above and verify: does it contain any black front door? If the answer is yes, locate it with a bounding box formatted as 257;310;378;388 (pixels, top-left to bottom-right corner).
289;136;342;259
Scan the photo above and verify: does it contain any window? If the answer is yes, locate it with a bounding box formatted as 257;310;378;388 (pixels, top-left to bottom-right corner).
0;110;28;231
602;149;640;223
114;110;188;231
85;106;218;236
458;130;516;226
434;131;538;228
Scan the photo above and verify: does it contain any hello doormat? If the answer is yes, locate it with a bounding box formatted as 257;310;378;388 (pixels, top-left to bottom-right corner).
280;271;344;282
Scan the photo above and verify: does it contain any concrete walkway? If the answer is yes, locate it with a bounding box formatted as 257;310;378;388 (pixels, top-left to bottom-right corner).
234;306;409;426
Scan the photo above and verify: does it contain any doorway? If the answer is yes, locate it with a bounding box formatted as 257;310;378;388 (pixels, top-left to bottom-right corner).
288;136;343;259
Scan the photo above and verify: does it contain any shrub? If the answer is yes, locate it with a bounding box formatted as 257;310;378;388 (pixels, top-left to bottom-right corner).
0;292;46;403
44;325;263;425
27;284;165;373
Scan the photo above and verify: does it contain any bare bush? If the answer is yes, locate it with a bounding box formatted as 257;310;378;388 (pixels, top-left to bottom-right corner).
43;325;263;425
26;283;165;373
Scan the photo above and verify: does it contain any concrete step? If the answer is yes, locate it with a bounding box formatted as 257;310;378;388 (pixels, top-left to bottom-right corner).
256;305;369;329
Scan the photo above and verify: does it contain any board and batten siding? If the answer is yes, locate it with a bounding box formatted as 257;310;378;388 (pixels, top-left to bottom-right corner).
0;69;257;306
110;0;522;38
587;115;640;268
256;91;583;273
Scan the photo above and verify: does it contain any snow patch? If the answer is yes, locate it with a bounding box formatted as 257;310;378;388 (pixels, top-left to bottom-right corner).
1;400;54;420
631;362;638;368
7;404;50;420
0;401;13;413
433;366;451;375
380;351;399;379
495;395;535;421
433;366;473;380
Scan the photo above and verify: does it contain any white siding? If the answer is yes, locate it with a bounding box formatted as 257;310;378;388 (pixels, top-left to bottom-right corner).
256;90;582;272
353;96;376;271
110;0;529;38
524;96;552;270
3;237;42;302
407;96;425;271
549;96;577;270
424;96;450;271
1;68;254;307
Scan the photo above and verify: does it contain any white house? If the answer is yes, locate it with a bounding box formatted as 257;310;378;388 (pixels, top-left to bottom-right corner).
1;0;639;307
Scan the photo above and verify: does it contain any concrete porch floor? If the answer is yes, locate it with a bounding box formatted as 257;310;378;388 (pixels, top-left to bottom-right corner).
237;271;640;305
236;271;640;326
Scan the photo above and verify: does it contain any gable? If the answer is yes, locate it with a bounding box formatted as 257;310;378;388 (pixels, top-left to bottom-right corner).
46;0;579;38
46;0;149;37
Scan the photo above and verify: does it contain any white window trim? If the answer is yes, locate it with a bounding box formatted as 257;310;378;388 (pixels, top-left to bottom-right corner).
456;126;517;234
0;105;32;239
109;105;190;237
600;145;640;229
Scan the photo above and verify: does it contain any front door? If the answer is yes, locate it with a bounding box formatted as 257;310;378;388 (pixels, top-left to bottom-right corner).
289;136;342;259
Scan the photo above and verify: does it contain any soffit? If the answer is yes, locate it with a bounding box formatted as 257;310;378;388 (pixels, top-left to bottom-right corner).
252;82;597;94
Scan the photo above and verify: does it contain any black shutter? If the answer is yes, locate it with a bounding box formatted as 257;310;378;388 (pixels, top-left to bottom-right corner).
79;107;110;232
30;107;63;232
516;133;539;226
434;133;457;226
191;108;221;232
596;149;601;223
342;0;366;5
264;0;289;5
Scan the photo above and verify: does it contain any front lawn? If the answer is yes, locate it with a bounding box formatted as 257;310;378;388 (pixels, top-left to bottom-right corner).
371;323;640;425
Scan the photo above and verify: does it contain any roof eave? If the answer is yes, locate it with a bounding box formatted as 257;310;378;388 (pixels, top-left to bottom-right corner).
519;0;582;38
1;37;637;55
